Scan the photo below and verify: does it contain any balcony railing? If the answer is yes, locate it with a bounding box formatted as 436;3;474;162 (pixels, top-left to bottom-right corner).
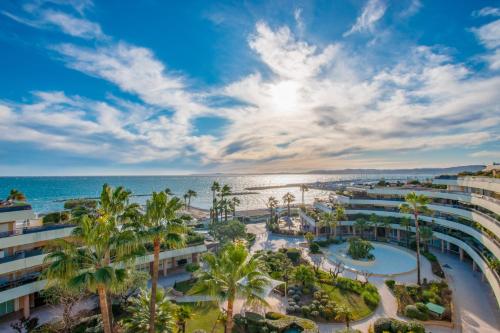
0;248;44;264
0;223;74;239
0;271;41;292
0;203;32;213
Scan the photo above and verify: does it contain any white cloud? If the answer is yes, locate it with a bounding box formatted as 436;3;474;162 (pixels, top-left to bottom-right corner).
472;19;500;49
41;9;104;39
344;0;387;36
469;150;500;159
472;7;500;18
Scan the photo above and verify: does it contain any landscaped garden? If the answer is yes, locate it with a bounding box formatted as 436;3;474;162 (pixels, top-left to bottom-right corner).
255;248;380;324
385;279;452;322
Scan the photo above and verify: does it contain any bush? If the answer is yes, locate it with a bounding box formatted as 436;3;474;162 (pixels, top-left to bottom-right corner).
405;304;429;321
362;290;380;308
415;302;428;313
64;199;97;210
286;248;301;264
335;329;362;333
42;211;70;224
309;242;321;254
374;317;426;333
385;280;395;289
265;312;285;320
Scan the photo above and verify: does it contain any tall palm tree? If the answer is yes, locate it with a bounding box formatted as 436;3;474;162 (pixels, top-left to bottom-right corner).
382;216;392;238
369;213;381;241
230;197;240;218
420;226;433;252
400;216;411;248
176;305;193;333
299;184;309;205
136;192;185;333
334;205;346;240
220;184;232;199
266;196;279;225
7;189;26;201
190;243;270;333
211;182;220;223
355;218;369;239
44;215;139;333
282;192;295;218
320;212;336;239
400;192;432;285
186;189;197;209
164;188;173;196
121;288;177;333
183;194;189;209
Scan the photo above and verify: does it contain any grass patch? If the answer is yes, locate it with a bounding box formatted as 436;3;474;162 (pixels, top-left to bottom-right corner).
182;302;224;333
319;282;373;319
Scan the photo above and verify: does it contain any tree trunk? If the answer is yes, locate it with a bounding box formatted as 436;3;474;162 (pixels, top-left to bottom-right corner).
188;197;191;209
226;296;235;333
97;285;112;333
149;238;161;333
302;191;305;205
414;214;421;285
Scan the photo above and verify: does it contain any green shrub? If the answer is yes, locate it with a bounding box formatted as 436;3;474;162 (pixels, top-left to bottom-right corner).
265;312;285;320
406;321;425;333
415;302;428;313
63;199;97;210
42;211;70;224
335;329;362;333
362;291;380;308
309;242;321;254
385;280;395;289
286;248;301;264
405;304;429;321
374;317;426;333
373;318;392;333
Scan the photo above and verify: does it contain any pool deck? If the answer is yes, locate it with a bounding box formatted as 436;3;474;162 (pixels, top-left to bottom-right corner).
247;222;500;333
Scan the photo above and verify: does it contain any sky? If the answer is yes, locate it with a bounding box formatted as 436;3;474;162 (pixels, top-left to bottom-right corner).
0;0;499;176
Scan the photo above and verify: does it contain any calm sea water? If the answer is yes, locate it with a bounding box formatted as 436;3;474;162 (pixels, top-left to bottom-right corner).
0;174;434;214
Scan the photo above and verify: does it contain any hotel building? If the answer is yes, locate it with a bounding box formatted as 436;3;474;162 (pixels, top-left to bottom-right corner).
300;170;500;305
0;203;215;319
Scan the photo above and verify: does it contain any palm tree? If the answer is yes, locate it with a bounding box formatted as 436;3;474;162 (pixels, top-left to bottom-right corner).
121;288;177;333
190;243;270;333
400;192;432;285
7;189;26;201
220;184;232;199
335;305;353;329
230;197;240;218
355;218;369;239
420;226;433;252
44;215;138;333
299;184;309;205
176;305;193;333
369;213;381;241
400;216;411;248
293;264;315;286
211;182;220;223
164;188;173;196
135;192;185;333
186;189;197;209
382;216;392;239
266;196;279;225
282;192;296;218
334;205;346;240
183;194;189;209
320;212;336;239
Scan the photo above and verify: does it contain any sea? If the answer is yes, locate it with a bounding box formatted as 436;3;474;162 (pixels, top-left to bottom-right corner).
0;173;436;214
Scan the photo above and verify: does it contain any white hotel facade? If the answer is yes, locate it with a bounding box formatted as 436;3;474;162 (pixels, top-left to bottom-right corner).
0;204;215;319
301;174;500;306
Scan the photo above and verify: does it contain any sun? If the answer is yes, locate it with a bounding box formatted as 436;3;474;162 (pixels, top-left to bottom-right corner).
270;80;300;112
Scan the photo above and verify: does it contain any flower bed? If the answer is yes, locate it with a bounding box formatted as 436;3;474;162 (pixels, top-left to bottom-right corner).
234;311;319;333
385;280;452;322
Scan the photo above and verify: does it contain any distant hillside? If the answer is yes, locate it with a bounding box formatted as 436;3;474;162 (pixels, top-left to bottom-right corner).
305;165;484;175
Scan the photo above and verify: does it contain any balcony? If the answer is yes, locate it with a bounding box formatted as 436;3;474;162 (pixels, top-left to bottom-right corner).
433;176;500;193
0;204;35;223
0;224;76;248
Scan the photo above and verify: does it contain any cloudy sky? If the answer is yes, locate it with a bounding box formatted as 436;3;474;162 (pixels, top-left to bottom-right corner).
1;0;499;175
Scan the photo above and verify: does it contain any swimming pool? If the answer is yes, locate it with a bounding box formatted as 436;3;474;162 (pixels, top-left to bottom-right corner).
326;242;417;276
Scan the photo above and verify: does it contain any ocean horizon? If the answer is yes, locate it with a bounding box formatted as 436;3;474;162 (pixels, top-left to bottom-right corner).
1;173;436;214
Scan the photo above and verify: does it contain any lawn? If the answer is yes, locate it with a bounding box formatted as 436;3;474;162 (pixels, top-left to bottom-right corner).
182;302;224;333
319;282;373;319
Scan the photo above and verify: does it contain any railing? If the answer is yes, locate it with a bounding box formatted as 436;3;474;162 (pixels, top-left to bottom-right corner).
0;223;74;239
0;272;41;292
0;248;43;264
0;204;32;213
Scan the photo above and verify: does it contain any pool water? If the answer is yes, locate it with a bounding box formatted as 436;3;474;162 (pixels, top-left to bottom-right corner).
326;242;417;275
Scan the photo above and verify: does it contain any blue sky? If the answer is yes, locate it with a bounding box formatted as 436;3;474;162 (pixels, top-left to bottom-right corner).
0;0;499;175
